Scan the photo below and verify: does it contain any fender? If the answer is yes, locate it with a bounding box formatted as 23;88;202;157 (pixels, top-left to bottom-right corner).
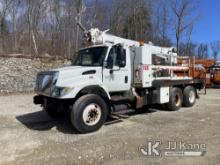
60;85;111;100
75;85;111;100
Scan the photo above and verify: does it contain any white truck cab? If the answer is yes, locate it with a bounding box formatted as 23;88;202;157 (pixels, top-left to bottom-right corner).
35;43;131;98
34;28;205;133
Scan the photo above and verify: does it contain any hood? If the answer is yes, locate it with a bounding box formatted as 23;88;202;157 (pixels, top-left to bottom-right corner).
53;66;102;87
52;66;82;72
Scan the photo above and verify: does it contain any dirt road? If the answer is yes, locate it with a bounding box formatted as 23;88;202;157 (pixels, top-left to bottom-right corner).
0;89;220;165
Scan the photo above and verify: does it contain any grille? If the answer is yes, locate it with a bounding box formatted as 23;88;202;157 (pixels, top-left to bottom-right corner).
35;72;55;93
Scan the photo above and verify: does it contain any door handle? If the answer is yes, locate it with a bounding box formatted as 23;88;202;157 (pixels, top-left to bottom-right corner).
125;76;128;83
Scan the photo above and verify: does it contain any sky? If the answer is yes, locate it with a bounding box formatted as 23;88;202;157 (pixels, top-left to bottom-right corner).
191;0;220;43
86;0;220;44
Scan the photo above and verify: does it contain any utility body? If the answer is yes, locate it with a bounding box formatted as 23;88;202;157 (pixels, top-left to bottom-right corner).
34;28;205;133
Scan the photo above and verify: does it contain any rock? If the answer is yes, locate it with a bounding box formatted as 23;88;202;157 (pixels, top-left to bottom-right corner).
0;56;71;94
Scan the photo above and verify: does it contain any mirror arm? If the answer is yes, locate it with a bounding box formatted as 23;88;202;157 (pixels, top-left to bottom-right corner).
109;67;121;74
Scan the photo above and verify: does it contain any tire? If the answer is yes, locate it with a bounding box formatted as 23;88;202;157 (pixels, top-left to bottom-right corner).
167;87;183;111
44;102;65;118
183;86;196;107
71;94;108;133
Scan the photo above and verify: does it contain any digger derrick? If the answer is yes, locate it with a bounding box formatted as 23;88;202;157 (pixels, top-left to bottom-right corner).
33;28;208;133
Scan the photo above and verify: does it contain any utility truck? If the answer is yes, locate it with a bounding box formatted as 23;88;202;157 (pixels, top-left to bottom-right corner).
34;28;205;133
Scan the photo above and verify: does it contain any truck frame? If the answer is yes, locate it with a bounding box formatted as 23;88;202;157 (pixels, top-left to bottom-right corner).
34;28;205;133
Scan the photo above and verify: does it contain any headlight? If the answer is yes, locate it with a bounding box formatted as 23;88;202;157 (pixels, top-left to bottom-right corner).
60;87;73;96
51;87;73;97
51;87;60;97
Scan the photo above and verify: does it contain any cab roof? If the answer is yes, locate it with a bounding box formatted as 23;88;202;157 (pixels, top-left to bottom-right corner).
79;44;112;51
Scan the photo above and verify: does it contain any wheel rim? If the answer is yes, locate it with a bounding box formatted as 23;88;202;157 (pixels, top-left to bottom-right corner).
82;103;102;126
189;90;196;103
175;94;181;106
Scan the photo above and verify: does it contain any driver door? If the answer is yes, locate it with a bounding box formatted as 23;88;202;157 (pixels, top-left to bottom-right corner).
103;45;130;92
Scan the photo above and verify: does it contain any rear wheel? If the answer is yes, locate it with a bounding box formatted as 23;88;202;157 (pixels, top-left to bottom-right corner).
71;94;108;133
183;86;196;107
167;87;183;111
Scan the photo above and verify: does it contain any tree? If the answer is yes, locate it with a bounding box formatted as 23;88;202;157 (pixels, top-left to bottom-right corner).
109;0;128;37
26;0;47;56
170;0;199;55
48;0;62;56
197;43;208;59
179;42;197;56
152;0;171;46
210;41;220;60
0;0;201;60
123;1;152;41
8;0;22;51
75;0;84;51
0;0;13;53
109;0;152;42
83;0;108;29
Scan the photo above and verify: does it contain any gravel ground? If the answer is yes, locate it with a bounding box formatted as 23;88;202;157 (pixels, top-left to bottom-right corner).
0;89;220;165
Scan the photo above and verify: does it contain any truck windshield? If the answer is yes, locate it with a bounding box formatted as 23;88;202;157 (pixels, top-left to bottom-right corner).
73;47;108;66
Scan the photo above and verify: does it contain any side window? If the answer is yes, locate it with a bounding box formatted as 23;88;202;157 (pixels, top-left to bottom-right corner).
82;54;92;65
108;47;117;65
116;49;126;67
107;46;126;68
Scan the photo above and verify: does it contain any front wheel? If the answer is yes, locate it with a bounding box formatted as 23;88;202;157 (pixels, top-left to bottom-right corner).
71;94;108;133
